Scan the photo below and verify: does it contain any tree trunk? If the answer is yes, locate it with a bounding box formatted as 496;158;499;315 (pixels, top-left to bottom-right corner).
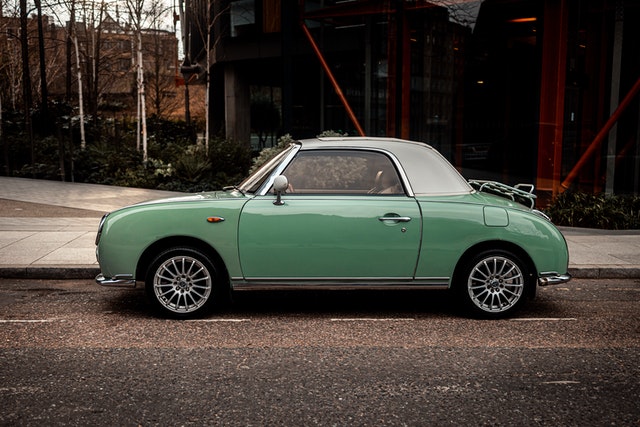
137;31;148;162
34;0;50;131
1;96;8;175
19;0;34;171
72;32;87;150
34;0;51;135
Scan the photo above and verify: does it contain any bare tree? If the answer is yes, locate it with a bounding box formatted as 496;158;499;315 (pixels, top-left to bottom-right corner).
19;0;35;167
175;0;191;124
0;0;22;110
33;0;50;120
188;0;227;153
146;0;180;118
0;29;21;110
69;0;86;149
1;0;24;174
46;0;88;149
83;0;107;118
125;0;148;161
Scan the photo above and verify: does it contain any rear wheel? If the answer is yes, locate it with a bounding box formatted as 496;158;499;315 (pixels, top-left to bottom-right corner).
457;250;532;318
145;247;217;318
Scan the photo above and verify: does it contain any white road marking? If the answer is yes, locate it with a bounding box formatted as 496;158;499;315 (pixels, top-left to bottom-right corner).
0;319;60;323
186;319;251;322
541;381;580;385
512;318;577;321
330;318;415;322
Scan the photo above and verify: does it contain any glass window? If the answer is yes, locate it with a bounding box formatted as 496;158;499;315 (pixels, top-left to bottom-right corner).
282;150;404;195
230;0;256;37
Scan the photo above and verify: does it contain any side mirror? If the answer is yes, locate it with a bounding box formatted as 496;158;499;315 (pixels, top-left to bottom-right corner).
273;175;288;206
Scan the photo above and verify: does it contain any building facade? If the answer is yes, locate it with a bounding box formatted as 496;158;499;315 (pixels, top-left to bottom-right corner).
0;11;181;118
183;0;640;199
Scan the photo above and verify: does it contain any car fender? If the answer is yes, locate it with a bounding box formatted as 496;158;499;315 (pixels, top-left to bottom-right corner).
96;198;248;281
416;197;569;284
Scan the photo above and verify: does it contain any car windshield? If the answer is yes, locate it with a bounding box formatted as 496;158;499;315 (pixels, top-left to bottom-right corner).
237;144;297;194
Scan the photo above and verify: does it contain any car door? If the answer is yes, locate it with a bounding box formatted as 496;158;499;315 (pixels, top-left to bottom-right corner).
237;149;422;282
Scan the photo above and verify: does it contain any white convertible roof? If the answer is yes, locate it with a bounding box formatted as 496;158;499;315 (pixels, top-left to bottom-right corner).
298;137;473;196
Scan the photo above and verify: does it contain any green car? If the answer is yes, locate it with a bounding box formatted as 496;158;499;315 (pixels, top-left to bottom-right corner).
96;137;570;318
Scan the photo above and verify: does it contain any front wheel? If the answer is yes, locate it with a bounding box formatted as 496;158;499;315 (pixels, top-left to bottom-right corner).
457;250;532;319
145;247;218;318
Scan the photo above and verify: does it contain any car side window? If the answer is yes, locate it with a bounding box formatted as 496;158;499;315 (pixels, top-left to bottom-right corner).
281;150;404;195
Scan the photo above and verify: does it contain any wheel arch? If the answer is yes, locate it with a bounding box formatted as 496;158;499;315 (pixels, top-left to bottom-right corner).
452;240;538;298
136;236;230;285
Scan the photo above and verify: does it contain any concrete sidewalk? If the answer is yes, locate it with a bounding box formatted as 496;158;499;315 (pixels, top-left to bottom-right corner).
1;176;639;280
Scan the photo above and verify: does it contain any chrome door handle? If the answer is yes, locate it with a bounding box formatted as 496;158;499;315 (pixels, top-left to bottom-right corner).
378;216;412;222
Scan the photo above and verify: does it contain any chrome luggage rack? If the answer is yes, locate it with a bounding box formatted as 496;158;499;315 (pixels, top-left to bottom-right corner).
468;180;537;209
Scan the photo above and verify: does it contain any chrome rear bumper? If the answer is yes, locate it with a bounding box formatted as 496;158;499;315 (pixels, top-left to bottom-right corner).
96;274;136;288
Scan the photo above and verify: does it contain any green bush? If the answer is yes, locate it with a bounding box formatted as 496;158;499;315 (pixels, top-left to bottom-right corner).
14;136;64;180
249;134;294;174
157;137;251;193
74;139;147;185
64;118;251;192
2;110;256;191
317;130;349;137
544;191;640;230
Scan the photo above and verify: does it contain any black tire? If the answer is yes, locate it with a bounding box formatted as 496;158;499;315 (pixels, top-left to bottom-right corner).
145;247;218;319
456;249;532;319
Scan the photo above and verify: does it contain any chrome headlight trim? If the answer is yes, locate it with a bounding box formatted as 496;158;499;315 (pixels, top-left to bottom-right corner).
95;213;109;246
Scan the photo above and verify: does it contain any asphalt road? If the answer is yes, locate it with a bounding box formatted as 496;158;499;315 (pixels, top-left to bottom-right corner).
0;278;638;426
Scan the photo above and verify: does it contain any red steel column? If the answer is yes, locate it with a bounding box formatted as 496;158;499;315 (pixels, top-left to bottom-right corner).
300;22;366;136
561;76;640;189
536;0;568;197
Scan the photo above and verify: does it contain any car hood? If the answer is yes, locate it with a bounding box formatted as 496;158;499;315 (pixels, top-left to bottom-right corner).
104;190;248;214
135;190;247;206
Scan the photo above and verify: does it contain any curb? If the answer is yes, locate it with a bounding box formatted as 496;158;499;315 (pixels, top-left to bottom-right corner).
0;266;100;280
568;266;640;280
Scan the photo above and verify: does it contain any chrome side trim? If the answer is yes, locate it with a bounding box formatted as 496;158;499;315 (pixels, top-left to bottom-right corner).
231;277;450;291
538;272;572;286
96;274;136;288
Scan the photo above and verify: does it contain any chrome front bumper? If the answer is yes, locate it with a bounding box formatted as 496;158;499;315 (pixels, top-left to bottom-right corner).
538;273;572;286
96;274;136;288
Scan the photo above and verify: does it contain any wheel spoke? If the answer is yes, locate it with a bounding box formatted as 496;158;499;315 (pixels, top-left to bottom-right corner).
479;290;491;305
478;263;491;278
496;259;508;275
161;264;178;278
505;274;523;283
157;273;175;283
501;264;516;277
187;259;196;273
185;292;198;308
157;289;172;299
